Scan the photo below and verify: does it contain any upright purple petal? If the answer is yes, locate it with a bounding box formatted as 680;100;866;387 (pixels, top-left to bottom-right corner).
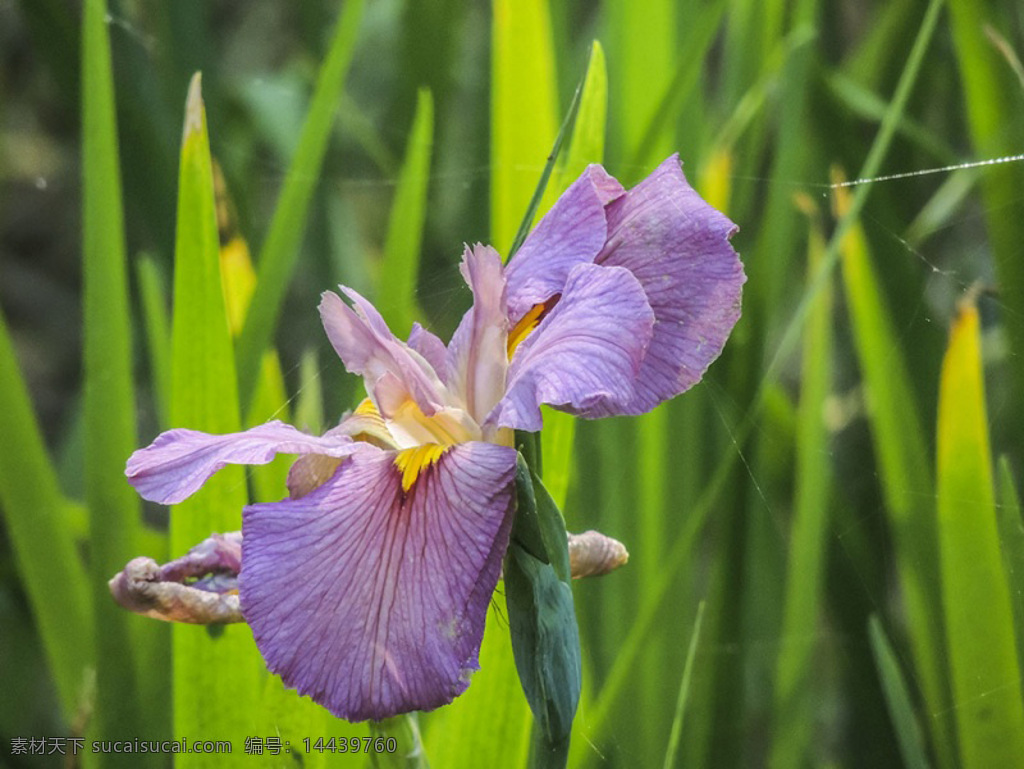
445;245;509;423
504;166;625;321
490;262;655;431
408;322;448;375
240;442;517;721
320;288;448;417
595;155;744;412
126;421;365;505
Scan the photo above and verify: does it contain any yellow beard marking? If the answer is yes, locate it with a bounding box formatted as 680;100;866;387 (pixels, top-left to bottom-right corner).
394;444;449;492
354;397;380;416
506;296;560;359
507;303;546;358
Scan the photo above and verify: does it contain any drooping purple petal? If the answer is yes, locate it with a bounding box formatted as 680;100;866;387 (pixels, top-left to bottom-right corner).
445;245;509;423
126;421;366;505
504;166;625;321
596;154;744;413
240;441;517;721
320;288;448;417
489;262;655;431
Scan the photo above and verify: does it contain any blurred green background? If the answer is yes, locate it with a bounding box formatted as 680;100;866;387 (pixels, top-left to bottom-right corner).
2;0;1024;766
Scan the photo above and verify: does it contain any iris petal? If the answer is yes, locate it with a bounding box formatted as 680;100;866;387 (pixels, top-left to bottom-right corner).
125;421;365;505
504;166;624;321
408;322;448;374
240;441;517;721
490;262;655;431
596;155;744;412
445;245;509;424
319;288;448;417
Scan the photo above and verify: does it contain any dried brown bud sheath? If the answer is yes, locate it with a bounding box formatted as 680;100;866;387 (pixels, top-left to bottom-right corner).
568;530;629;579
108;532;243;624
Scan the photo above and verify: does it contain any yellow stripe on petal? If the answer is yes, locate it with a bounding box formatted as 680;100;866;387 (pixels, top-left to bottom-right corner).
394;444;449;492
354;397;381;417
507;296;560;358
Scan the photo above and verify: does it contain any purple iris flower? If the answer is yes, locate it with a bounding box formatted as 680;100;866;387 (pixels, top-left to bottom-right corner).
124;154;744;722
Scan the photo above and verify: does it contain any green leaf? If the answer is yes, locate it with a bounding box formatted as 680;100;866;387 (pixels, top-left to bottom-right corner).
538;407;576;513
511;454;571;584
769;198;833;768
505;544;581;755
825;72;957;165
835;175;953;761
491;0;558;255
508;449;578;766
662;601;706;769
295;348;325;435
169;73;260;765
505;65;587;263
235;0;365;407
868;615;932;769
535;42;607;506
423;616;531;768
0;309;93;722
513;453;550;566
530;465;571;585
936;300;1024;768
555;41;606;187
136;255;172;428
82;0;160;747
371;714;430;769
996;458;1024;670
605;0;676;166
378;88;434;338
763;0;945;400
948;0;1024;437
245;353;291;503
627;0;726;171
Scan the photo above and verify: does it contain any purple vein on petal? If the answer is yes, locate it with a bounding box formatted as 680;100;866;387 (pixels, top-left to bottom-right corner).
239;441;516;721
596;154;745;413
491;262;655;431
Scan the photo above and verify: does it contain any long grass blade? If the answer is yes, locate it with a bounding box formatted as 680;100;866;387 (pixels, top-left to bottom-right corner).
947;0;1024;437
428;3;564;762
216;192;292;501
936;298;1024;768
996;458;1024;670
423;618;532;767
769;197;833;768
568;423;740;768
235;0;365;408
555;41;606;189
491;0;558;255
541;40;607;513
605;0;676;167
82;0;161;749
627;0;726;171
834;174;953;763
0;310;93;723
868;615;932;769
661;601;706;769
377;88;434;338
169;73;259;765
762;0;945;394
136;255;172;429
295;348;325;435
